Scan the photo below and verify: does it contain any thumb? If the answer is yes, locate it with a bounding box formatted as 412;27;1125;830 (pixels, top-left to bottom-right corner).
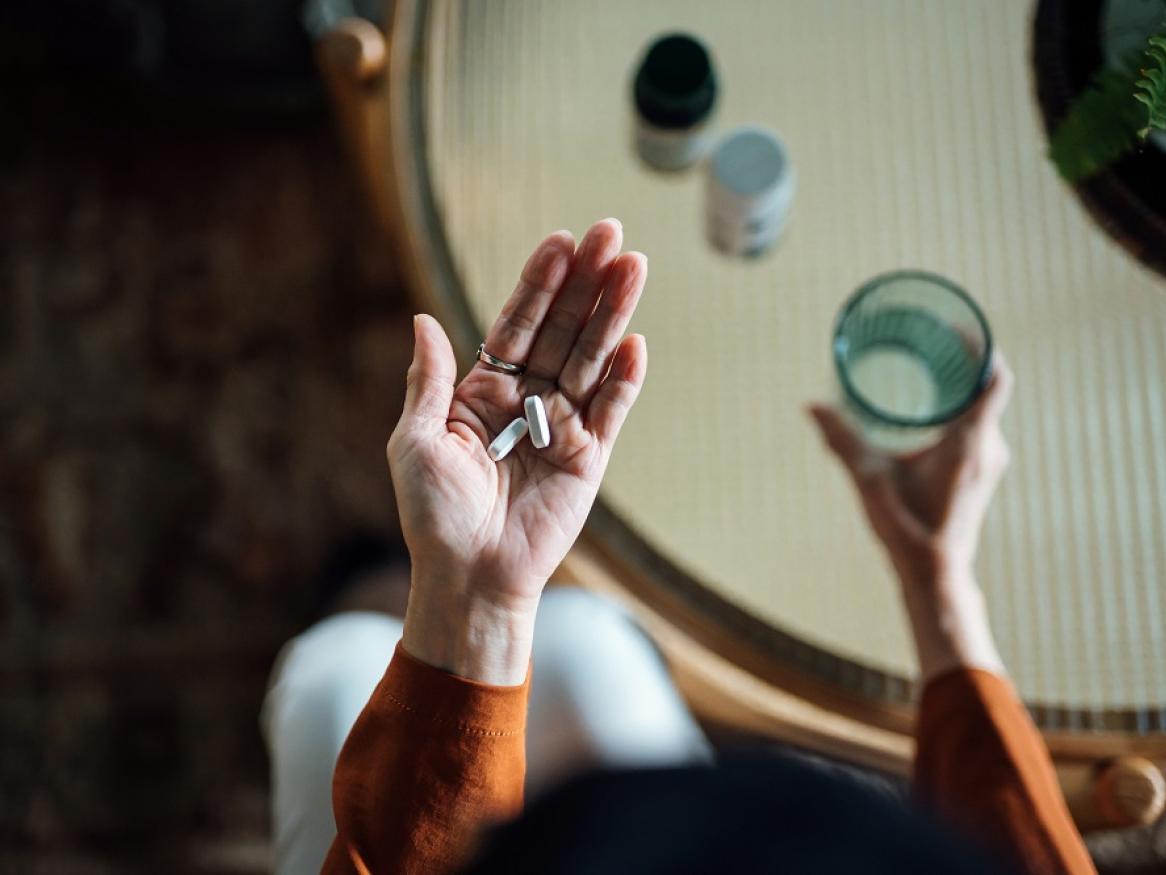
402;314;457;428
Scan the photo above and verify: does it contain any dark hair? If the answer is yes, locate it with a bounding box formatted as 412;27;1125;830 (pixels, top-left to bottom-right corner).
467;754;1010;874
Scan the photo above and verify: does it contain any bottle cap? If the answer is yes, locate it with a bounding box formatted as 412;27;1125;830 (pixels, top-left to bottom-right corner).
633;34;717;130
709;126;793;210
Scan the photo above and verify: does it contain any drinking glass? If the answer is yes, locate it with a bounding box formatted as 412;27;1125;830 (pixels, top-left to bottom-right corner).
833;270;993;450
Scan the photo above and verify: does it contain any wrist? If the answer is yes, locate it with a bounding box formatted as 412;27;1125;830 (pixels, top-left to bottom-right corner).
889;540;974;594
401;563;541;685
897;563;1006;683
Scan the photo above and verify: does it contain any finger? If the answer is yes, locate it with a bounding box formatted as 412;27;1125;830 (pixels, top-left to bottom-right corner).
526;218;623;380
807;405;870;477
952;349;1015;433
588;333;647;448
981;349;1015;421
479;230;576;365
559;251;647;404
807;407;925;542
402;314;457;430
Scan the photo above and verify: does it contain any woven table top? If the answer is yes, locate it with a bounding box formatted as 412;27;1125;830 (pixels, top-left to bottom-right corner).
419;0;1166;717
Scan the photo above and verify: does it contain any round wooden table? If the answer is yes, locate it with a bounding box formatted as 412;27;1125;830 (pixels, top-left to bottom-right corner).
323;0;1166;813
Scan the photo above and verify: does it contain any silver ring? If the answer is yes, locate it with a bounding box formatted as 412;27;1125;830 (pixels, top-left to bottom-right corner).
476;342;526;375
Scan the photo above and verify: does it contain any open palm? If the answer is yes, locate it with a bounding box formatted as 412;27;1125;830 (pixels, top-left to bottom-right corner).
388;220;647;608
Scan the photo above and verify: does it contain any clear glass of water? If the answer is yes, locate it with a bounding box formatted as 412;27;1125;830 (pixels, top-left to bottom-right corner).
833;270;993;450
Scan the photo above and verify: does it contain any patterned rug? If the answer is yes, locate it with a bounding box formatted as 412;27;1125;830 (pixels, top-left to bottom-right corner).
0;81;411;872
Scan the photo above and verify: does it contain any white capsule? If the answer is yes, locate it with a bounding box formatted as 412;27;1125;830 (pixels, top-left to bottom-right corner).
487;416;529;462
524;395;551;449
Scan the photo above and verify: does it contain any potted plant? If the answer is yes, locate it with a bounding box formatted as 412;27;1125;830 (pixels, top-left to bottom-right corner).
1048;3;1166;180
1035;0;1166;277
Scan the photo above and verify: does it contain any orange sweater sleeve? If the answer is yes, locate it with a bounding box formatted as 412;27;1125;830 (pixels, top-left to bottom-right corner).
322;643;529;875
913;668;1095;875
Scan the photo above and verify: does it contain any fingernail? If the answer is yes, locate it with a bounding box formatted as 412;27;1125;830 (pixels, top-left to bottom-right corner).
603;217;622;230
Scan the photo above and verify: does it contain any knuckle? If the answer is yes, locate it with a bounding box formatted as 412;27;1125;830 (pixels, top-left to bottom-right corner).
988;432;1010;468
997;443;1011;469
406;369;443;396
577;334;608;362
499;307;539;336
609;380;637;409
546;305;585;334
595;380;638;424
958;457;981;482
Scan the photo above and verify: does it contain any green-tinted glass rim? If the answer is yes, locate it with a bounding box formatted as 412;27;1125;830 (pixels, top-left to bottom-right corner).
832;269;994;429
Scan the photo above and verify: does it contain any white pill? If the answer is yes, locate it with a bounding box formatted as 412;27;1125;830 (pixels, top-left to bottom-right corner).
524;395;551;449
487;416;529;462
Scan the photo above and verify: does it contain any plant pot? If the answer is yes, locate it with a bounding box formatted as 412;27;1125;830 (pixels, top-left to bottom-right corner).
1034;0;1166;279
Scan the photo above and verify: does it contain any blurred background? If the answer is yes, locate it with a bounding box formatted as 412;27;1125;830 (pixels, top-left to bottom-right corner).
1;2;409;871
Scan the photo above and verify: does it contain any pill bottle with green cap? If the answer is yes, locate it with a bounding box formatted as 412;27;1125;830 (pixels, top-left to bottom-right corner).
632;33;718;171
706;125;795;256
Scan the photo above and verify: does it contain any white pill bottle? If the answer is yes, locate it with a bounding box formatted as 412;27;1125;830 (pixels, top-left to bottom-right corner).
706;126;796;257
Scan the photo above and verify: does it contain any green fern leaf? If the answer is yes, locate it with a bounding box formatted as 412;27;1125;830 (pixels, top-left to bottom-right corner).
1134;34;1166;138
1049;64;1147;182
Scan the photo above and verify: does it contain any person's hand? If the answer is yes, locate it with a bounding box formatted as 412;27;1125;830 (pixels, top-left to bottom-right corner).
388;219;647;683
808;354;1014;679
808;354;1014;588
